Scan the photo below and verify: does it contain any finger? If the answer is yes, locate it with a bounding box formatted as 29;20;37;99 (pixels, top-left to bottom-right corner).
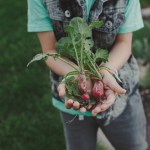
65;99;74;109
99;89;116;112
73;101;80;110
86;104;92;110
57;83;66;97
104;76;126;94
91;104;101;116
91;89;116;115
80;107;86;113
111;80;126;94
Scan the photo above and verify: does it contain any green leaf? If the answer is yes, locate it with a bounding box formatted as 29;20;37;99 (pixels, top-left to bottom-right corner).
65;76;81;98
63;71;80;80
94;49;109;63
84;39;94;53
89;21;103;29
69;17;91;38
64;25;74;33
56;37;76;60
46;53;61;60
82;39;94;68
27;53;61;67
27;53;47;67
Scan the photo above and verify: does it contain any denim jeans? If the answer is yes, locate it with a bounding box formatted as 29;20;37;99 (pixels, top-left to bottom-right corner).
60;89;148;150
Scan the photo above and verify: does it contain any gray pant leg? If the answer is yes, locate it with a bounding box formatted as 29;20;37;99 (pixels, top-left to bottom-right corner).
60;112;98;150
100;89;148;150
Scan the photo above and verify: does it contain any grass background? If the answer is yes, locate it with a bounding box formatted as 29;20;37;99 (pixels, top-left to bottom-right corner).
0;1;65;150
141;0;150;7
0;0;150;150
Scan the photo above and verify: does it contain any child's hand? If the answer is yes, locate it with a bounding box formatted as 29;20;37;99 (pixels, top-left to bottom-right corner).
91;87;116;116
100;69;126;94
57;69;126;115
57;77;93;113
91;69;126;116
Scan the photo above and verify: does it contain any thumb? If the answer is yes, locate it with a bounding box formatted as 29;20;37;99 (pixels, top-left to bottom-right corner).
101;70;126;94
103;74;126;94
57;83;66;97
108;78;126;94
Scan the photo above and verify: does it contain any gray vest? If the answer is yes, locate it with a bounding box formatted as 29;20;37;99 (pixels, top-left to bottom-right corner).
43;0;127;50
43;0;140;125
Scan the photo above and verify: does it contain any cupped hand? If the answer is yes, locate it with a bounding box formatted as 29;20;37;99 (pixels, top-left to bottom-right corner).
57;69;126;115
58;80;116;116
57;76;93;113
91;69;126;116
100;69;126;94
91;87;116;116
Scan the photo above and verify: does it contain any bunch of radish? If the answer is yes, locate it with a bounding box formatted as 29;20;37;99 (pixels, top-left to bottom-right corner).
63;71;106;107
27;17;108;109
77;74;105;107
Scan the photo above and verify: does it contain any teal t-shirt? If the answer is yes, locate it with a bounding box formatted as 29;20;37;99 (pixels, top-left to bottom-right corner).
27;0;144;33
27;0;144;116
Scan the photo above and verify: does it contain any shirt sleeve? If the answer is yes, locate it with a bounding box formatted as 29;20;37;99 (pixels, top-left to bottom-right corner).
27;0;53;32
118;0;144;34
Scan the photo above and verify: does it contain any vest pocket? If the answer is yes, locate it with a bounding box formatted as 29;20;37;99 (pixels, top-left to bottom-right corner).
94;8;125;33
43;0;65;21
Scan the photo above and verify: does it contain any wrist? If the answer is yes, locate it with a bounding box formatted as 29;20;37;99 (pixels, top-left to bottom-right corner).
100;62;118;71
99;65;118;75
99;69;110;77
99;65;122;84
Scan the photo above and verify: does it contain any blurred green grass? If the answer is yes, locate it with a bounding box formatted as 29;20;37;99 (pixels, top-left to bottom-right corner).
133;21;150;87
0;1;65;150
0;0;150;150
140;0;150;7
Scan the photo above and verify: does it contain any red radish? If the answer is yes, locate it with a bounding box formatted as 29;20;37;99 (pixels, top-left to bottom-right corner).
65;99;74;109
81;93;90;101
92;80;104;98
